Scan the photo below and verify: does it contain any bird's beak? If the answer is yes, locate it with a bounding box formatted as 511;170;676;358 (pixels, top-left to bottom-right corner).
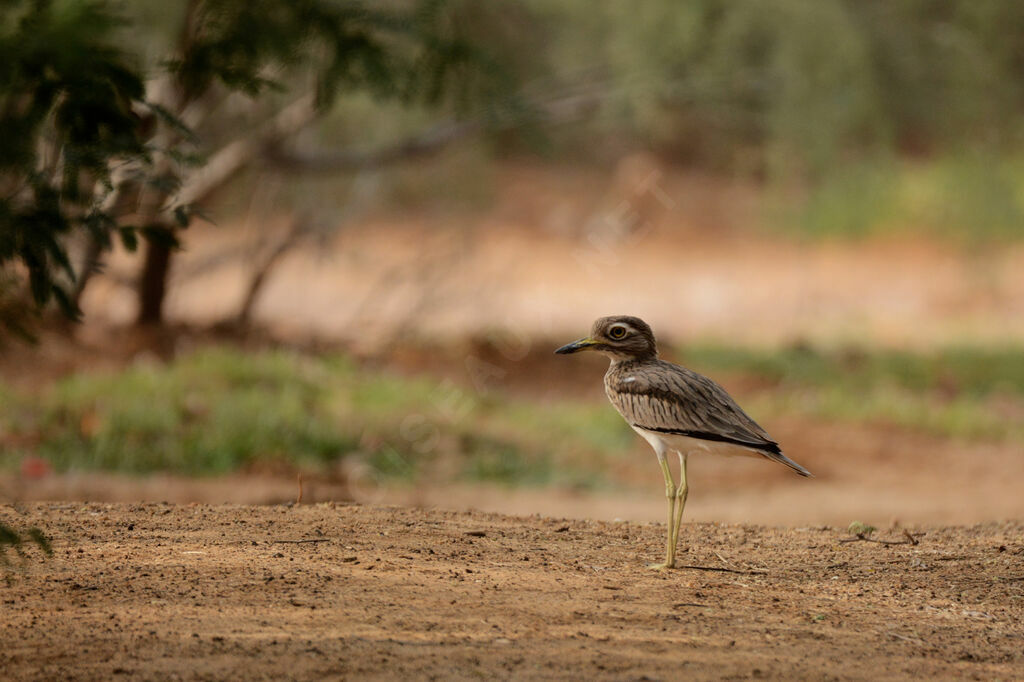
555;337;597;354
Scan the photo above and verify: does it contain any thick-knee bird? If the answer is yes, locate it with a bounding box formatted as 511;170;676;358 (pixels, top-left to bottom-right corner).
556;315;811;568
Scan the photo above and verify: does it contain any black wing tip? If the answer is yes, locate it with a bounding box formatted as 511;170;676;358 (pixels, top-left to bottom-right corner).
792;464;814;478
773;451;813;478
759;445;814;478
758;447;814;478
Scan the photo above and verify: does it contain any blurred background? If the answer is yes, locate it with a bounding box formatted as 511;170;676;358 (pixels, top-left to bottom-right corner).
2;0;1023;526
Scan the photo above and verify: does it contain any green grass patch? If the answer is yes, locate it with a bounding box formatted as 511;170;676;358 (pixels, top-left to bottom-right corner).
2;350;356;475
0;347;624;487
773;154;1024;243
2;344;1021;486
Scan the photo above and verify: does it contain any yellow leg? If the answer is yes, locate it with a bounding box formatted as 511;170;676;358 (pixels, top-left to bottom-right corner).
670;453;689;554
648;456;677;569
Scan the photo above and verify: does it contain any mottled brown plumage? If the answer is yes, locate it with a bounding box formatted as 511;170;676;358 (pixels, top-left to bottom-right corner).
604;359;809;475
556;315;811;568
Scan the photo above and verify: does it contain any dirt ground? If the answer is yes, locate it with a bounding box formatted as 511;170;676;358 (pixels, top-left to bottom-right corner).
3;503;1023;681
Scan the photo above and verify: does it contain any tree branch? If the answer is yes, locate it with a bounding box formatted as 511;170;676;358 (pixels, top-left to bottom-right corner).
174;94;319;208
235;215;312;326
262;88;601;175
264;119;481;173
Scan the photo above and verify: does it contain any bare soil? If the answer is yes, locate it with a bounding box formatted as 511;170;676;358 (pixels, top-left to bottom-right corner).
3;502;1023;680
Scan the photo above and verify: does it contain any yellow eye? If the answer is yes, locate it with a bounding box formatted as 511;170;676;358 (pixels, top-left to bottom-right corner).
609;326;627;339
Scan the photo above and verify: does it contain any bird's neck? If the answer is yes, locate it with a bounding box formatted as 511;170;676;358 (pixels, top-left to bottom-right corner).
606;353;657;369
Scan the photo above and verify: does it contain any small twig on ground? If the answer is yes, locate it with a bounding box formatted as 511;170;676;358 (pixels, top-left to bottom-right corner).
842;521;923;546
840;531;924;546
296;473;303;505
271;539;330;544
886;631;931;647
676;564;768;576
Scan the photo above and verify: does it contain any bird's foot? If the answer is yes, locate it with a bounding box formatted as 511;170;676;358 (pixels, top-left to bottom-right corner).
646;561;676;571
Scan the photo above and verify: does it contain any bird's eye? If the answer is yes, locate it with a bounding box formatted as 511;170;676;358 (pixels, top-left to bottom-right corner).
609;326;627;339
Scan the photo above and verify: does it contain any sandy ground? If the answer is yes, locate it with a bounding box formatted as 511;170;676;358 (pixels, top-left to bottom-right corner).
2;502;1022;680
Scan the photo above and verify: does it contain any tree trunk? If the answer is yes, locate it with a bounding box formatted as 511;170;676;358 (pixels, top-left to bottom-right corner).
137;238;173;325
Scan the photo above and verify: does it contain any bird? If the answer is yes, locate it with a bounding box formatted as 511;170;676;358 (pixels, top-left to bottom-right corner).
555;315;811;569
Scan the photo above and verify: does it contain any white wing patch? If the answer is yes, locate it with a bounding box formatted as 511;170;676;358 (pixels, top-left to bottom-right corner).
632;425;759;460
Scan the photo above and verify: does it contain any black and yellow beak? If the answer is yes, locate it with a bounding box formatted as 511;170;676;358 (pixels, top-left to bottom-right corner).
555;337;598;354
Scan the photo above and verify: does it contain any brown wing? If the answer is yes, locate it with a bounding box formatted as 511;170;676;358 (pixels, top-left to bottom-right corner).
605;360;775;448
605;360;812;476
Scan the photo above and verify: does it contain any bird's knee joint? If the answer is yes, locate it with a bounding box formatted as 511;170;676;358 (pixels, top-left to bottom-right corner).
675;485;688;500
664;484;676;498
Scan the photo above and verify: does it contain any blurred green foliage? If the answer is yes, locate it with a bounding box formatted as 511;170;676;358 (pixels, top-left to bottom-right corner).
294;0;1024;240
0;0;525;329
533;1;1024;170
766;153;1024;240
531;0;1024;240
0;0;149;316
2;345;1023;487
0;348;624;486
5;0;1024;327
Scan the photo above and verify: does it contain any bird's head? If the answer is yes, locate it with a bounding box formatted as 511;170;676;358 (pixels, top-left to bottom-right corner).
555;315;658;361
